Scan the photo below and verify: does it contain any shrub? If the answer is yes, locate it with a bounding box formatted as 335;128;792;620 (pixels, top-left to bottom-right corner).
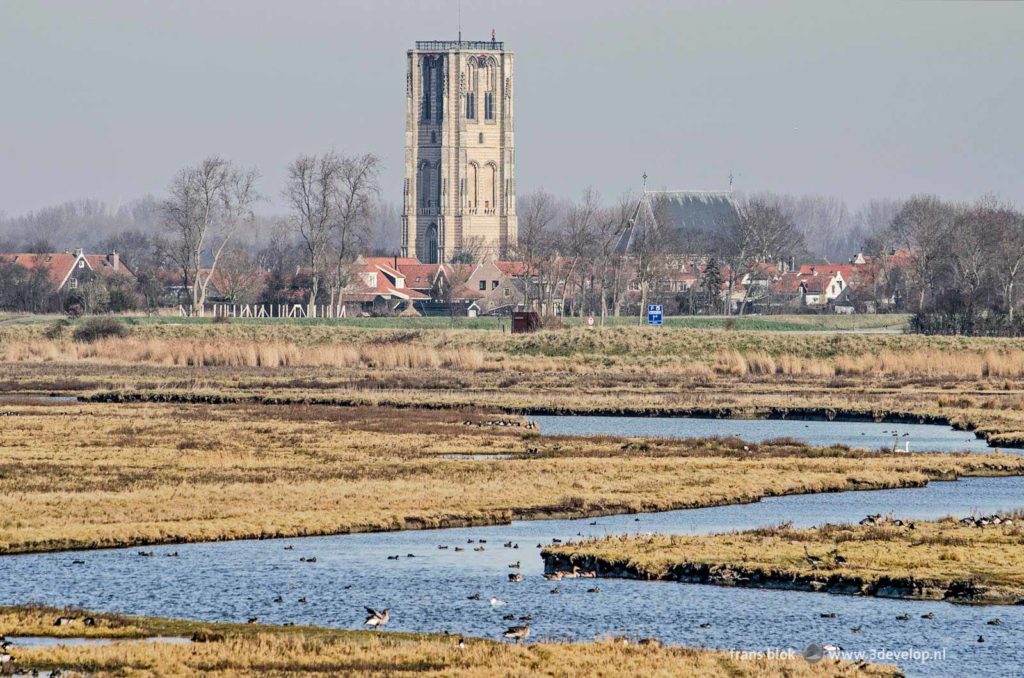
43;319;72;340
72;317;130;343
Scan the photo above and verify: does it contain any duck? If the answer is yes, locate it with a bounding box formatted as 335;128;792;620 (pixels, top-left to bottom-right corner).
273;596;284;603
502;613;516;621
454;547;465;552
508;573;523;583
987;618;1003;626
543;572;563;581
508;561;521;569
298;597;307;603
699;622;711;629
247;617;259;624
896;613;910;621
364;607;389;630
820;613;837;619
587;586;601;593
473;546;485;552
851;626;862;634
386;555;400;560
467;593;481;601
438;545;449;550
502;625;530;644
921;612;934;620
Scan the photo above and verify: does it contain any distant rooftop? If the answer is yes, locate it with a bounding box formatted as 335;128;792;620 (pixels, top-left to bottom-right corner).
415;40;504;51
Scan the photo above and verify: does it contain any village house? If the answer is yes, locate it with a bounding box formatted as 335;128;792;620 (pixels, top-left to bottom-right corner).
0;248;134;292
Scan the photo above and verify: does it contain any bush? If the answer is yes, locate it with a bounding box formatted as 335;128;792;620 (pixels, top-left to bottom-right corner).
72;317;130;343
43;319;72;340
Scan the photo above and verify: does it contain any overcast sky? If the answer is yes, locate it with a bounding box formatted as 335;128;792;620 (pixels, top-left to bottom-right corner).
1;0;1021;217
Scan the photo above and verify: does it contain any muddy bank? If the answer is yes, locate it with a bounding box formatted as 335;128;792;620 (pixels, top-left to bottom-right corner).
541;551;1024;605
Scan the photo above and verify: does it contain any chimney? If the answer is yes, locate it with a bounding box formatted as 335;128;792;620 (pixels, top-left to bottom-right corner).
109;250;119;270
73;247;83;258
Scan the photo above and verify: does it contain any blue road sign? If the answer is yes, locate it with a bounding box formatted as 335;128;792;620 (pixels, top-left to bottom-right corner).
647;304;663;327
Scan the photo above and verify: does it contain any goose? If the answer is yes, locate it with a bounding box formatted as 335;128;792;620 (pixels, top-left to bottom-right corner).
364;608;389;630
406;554;416;558
490;598;506;607
513;544;519;549
454;547;465;552
247;617;259;624
508;573;523;583
53;616;75;626
83;617;96;627
803;546;823;568
386;555;400;560
503;625;530;644
637;637;662;647
543;572;563;581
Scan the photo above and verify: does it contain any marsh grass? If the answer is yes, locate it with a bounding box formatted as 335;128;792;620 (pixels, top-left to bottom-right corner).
548;517;1024;602
1;401;1021;554
0;606;901;677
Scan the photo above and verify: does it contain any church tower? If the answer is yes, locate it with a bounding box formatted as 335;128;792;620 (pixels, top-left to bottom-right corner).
402;38;516;263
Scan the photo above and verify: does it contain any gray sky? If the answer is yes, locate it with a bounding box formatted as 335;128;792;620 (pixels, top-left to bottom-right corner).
1;0;1021;217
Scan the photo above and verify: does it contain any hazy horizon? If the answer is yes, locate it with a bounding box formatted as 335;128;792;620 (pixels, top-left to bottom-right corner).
1;0;1022;218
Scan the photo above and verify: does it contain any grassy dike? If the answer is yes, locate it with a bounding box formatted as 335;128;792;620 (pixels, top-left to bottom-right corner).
542;516;1024;604
0;605;901;677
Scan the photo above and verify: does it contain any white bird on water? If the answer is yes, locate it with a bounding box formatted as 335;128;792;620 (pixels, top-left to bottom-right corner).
364;607;390;630
490;597;506;607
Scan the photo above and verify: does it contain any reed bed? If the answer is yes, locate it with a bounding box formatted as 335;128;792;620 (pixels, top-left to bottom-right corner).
0;607;898;678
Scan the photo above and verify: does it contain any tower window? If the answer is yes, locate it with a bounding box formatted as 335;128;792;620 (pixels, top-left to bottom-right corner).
465;92;475;119
479;132;484;144
484;93;494;120
431;131;436;143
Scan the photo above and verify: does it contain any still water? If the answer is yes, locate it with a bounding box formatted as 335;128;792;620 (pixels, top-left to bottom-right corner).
530;415;1000;453
3;476;1024;677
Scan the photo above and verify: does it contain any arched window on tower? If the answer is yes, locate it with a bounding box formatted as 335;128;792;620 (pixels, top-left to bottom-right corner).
469;162;479;211
465;58;477;120
483;57;496;120
421;57;432;120
435;57;444;122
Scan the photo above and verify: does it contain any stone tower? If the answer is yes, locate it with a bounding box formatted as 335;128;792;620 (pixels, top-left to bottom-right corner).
402;38;516;263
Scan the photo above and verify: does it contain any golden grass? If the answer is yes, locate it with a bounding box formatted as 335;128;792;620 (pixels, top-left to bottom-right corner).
0;606;901;677
545;517;1024;604
1;400;1022;554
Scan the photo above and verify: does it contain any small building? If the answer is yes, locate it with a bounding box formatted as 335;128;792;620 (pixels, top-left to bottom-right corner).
0;249;134;291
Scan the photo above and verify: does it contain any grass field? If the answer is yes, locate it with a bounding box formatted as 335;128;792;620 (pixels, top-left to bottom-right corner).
544;515;1024;604
0;605;901;677
1;399;1022;554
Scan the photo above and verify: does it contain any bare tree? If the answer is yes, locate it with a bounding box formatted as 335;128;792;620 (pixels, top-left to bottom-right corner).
329;153;380;314
216;243;264;304
511;190;559;311
162;157;259;315
891;195;955;312
283;152;344;315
